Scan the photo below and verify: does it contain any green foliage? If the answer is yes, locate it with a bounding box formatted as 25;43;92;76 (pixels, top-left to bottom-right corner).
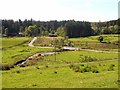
92;68;99;73
91;20;118;35
108;64;115;71
98;36;104;43
33;37;64;48
1;35;119;88
2;37;54;65
56;26;65;37
2;58;118;88
45;51;118;63
2;19;119;37
16;70;20;73
2;64;11;70
70;64;100;73
68;34;119;50
4;28;9;36
65;21;93;38
25;25;39;36
80;55;98;62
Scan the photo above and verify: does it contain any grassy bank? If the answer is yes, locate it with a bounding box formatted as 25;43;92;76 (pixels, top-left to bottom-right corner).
2;37;54;65
2;34;119;88
2;60;118;88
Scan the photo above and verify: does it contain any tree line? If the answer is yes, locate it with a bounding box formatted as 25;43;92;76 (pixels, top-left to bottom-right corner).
1;19;120;38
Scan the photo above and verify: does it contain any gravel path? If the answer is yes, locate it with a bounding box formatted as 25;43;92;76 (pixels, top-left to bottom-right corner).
28;37;118;53
28;37;37;47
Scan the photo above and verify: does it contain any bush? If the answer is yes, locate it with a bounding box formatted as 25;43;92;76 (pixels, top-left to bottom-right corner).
2;64;11;70
36;66;40;69
79;65;91;73
80;64;84;66
84;65;91;72
79;68;85;73
80;55;98;62
110;64;115;67
69;64;80;72
45;65;48;68
98;36;104;43
117;80;120;85
113;41;120;45
69;64;75;69
19;64;26;67
16;70;20;73
40;72;42;74
72;65;80;72
54;71;57;74
32;84;37;86
99;64;101;66
108;64;115;71
92;68;99;73
9;65;14;68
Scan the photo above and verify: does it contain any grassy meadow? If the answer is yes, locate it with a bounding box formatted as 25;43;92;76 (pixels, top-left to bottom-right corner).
44;51;118;63
2;59;118;88
2;37;54;65
69;34;119;51
33;36;64;47
1;34;119;88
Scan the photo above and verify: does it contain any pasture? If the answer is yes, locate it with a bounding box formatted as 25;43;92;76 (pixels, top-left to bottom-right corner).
44;51;118;63
1;34;119;88
69;34;119;51
2;37;54;65
2;60;118;88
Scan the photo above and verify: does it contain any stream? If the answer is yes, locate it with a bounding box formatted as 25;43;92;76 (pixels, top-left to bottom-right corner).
16;37;118;66
15;52;57;66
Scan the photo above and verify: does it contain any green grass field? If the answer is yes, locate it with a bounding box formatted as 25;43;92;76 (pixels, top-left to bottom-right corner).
1;37;30;48
2;37;54;65
44;51;118;63
2;60;118;88
2;34;119;88
69;34;119;51
69;34;119;43
33;36;63;47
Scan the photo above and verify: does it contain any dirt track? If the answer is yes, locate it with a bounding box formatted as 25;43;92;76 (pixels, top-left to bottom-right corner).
28;37;118;54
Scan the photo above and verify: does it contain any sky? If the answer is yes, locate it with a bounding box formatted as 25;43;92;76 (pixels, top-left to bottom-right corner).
0;0;119;22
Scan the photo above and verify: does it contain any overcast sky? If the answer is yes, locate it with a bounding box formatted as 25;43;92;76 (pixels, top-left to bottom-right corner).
0;0;119;22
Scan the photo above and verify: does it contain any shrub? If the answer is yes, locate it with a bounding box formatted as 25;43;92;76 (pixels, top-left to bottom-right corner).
79;65;91;73
40;72;42;74
92;68;99;73
99;64;101;66
117;80;120;85
108;64;115;71
32;84;37;86
113;41;120;45
36;66;40;69
2;64;11;70
69;64;75;69
72;65;80;72
79;68;85;73
110;64;115;67
69;64;80;72
80;64;84;66
16;70;20;73
19;64;26;67
54;71;57;74
45;65;48;68
98;36;104;43
84;65;91;72
9;65;14;68
80;55;98;62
